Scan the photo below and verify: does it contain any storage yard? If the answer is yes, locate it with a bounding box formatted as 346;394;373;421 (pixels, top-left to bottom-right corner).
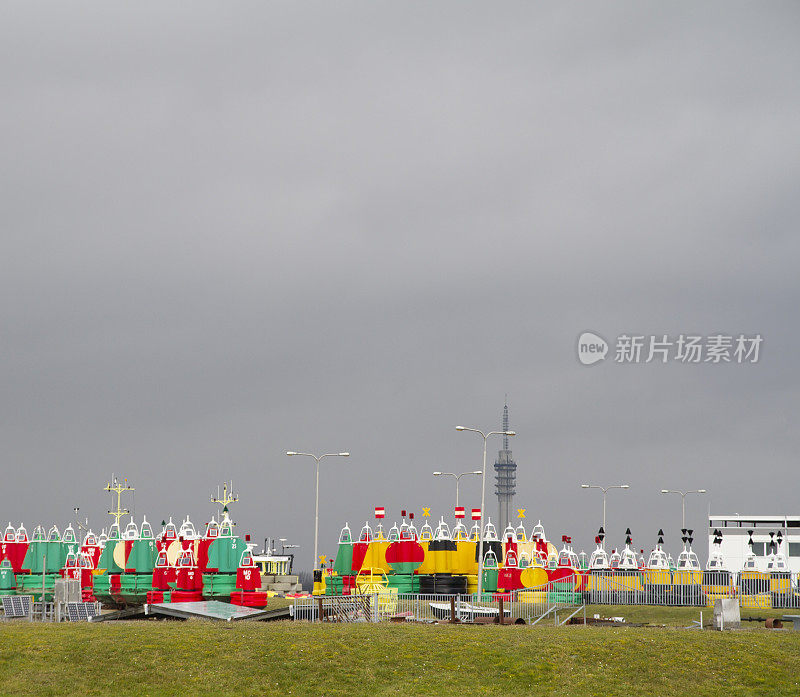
3;2;798;696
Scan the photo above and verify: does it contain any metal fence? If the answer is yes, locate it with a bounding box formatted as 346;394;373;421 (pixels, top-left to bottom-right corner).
293;569;800;622
293;575;585;624
291;592;583;624
585;569;800;609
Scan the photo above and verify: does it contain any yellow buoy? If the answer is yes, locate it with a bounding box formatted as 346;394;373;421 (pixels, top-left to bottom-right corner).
112;541;127;569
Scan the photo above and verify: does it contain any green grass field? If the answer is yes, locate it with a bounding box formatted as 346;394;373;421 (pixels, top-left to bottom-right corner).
1;607;798;696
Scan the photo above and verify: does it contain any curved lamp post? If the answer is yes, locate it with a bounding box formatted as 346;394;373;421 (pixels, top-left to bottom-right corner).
286;451;349;570
661;488;707;529
580;484;630;538
433;470;483;509
456;426;515;602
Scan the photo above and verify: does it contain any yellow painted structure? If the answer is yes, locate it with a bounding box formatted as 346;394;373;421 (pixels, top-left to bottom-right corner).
415;542;435;575
452;541;478;575
355;568;389;594
673;570;702;586
642;569;671;586
360;540;391;574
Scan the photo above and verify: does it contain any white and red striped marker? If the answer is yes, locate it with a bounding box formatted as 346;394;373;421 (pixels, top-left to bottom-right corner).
454;506;465;519
374;507;385;519
471;508;482;520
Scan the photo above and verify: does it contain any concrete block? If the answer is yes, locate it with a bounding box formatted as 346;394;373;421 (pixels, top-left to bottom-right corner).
782;615;800;630
713;598;740;630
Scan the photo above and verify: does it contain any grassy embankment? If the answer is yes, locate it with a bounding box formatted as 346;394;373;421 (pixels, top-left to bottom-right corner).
1;605;799;697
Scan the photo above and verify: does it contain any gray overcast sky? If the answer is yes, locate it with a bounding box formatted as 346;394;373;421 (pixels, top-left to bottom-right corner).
1;2;799;567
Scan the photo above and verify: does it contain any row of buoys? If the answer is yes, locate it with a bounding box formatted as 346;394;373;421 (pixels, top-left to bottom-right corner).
330;521;559;582
0;514;269;608
322;520;570;597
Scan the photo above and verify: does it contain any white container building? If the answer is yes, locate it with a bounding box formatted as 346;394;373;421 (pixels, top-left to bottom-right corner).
708;514;800;573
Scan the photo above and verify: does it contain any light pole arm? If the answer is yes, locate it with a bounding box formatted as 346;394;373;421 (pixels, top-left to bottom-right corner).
581;484;629;539
457;426;514;602
660;488;706;531
287;450;350;572
434;470;483;509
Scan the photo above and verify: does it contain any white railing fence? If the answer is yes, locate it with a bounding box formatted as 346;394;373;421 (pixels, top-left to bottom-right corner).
293;569;800;621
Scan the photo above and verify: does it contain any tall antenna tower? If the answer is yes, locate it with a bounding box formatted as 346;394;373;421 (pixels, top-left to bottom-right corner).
502;400;510;450
494;398;517;527
104;476;134;528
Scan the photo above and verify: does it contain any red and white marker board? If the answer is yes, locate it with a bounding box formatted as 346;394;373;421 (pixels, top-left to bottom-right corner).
454;507;465;519
374;507;385;519
471;508;482;520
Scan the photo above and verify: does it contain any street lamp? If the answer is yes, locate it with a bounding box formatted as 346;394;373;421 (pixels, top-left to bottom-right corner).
456;425;515;602
661;489;707;529
580;484;630;538
433;470;483;509
286;451;350;570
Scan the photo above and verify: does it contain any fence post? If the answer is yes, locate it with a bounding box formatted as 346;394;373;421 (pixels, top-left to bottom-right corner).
317;597;323;623
498;596;504;625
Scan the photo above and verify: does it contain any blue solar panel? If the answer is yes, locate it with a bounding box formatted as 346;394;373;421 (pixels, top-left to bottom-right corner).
65;602;100;621
2;595;31;617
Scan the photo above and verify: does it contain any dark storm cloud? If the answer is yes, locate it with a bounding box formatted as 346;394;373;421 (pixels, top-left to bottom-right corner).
1;2;798;565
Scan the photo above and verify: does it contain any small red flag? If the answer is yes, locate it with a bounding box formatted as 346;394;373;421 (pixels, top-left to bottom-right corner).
471;508;482;520
374;507;385;519
454;506;465;519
